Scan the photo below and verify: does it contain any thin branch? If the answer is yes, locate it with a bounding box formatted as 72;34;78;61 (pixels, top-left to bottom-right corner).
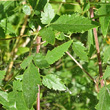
66;51;96;83
0;33;37;41
36;26;41;110
90;8;104;87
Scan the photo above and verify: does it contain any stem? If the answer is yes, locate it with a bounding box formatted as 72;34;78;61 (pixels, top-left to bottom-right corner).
90;8;104;87
66;52;96;83
36;26;41;110
5;15;28;81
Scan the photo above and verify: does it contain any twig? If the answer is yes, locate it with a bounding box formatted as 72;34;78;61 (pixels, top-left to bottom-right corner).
0;33;37;41
66;51;96;83
90;8;104;87
36;26;41;110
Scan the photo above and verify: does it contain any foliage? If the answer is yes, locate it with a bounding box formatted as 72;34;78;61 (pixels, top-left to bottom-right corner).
0;0;110;110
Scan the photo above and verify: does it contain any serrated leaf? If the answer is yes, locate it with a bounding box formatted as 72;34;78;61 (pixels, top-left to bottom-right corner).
50;14;99;33
103;66;110;80
0;19;15;34
96;85;110;110
41;3;55;24
20;55;33;69
13;80;22;91
7;91;16;110
103;46;110;63
0;91;8;106
39;27;55;44
22;62;41;109
45;40;73;64
23;5;31;15
33;53;49;69
72;41;88;61
0;91;16;110
42;74;66;91
98;5;110;37
3;91;27;110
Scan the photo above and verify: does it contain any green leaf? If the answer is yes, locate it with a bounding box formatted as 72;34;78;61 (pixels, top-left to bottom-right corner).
23;5;31;15
56;32;65;41
83;3;90;12
88;30;94;49
17;47;29;56
7;91;16;110
27;0;38;9
98;5;110;37
20;55;33;69
15;75;23;81
0;19;15;34
72;41;88;61
0;70;5;85
88;30;95;57
103;66;110;80
0;1;14;13
22;62;41;109
33;53;49;69
39;27;55;45
41;3;55;24
13;80;22;91
2;91;28;110
45;40;73;64
42;74;66;91
103;46;110;63
0;91;17;110
50;14;99;33
15;92;28;110
0;91;8;106
37;0;48;11
96;85;110;110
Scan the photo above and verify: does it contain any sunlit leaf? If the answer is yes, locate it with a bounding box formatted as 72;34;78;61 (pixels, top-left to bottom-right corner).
42;74;66;91
41;3;55;24
45;40;73;64
50;14;99;33
22;62;41;109
96;85;110;110
23;5;31;15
